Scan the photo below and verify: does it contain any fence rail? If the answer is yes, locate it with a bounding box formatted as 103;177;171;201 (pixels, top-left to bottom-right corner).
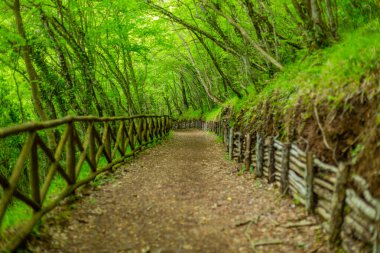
0;115;172;251
175;120;380;253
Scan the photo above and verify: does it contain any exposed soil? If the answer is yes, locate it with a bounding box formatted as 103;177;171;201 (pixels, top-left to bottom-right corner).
235;71;380;196
27;130;331;253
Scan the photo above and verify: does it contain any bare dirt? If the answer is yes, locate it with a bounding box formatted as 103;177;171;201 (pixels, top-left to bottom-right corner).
27;130;331;253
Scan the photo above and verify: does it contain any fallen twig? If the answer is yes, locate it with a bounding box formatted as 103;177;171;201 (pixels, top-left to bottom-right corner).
235;215;261;227
252;239;284;247
307;244;322;253
283;220;318;228
235;220;253;227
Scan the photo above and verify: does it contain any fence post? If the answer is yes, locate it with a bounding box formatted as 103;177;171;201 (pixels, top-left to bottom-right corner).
67;122;76;184
244;134;252;170
281;143;290;194
228;127;234;160
268;137;275;183
329;163;349;248
30;136;41;206
237;133;243;163
375;226;380;253
256;132;264;177
89;124;96;170
224;123;228;144
305;152;315;213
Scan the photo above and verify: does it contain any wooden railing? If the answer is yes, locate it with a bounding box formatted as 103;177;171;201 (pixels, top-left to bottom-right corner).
175;120;380;253
0;115;172;251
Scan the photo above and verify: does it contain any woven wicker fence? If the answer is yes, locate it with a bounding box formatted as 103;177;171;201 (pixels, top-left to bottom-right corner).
175;120;380;253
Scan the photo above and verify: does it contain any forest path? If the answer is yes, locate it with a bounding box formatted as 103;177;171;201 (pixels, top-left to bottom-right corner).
29;130;330;253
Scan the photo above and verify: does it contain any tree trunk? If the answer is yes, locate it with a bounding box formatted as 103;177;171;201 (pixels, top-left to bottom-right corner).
180;74;189;109
13;0;49;122
13;0;57;148
40;10;84;115
194;33;242;98
207;3;284;70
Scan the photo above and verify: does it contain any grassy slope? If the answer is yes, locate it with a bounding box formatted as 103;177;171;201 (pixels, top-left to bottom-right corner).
178;21;380;190
181;20;380;124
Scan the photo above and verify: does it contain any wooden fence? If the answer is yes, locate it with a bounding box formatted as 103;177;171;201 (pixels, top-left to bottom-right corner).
0;115;171;252
175;120;380;253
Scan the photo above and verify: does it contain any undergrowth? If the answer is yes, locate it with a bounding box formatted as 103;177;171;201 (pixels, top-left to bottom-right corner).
241;20;380;119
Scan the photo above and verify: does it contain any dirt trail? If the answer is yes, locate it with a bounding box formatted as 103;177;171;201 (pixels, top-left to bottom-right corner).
29;130;330;253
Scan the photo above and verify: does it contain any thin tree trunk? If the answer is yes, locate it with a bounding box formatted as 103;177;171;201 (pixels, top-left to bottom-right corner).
173;25;223;105
12;0;56;147
13;0;49;122
40;10;84;115
207;3;284;70
97;50;137;115
124;44;143;113
194;32;243;98
180;74;189;109
325;0;337;38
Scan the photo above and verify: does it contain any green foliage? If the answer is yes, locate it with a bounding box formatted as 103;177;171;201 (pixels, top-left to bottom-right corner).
215;136;224;144
239;20;380;117
339;0;380;29
224;96;246;115
275;20;380;102
293;195;301;206
351;144;365;164
254;179;263;188
204;107;222;121
0;0;379;240
1;200;32;230
177;109;203;121
165;130;175;141
237;165;247;176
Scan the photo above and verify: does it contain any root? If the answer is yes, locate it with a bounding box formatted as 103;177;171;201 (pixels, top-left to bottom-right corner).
313;104;337;163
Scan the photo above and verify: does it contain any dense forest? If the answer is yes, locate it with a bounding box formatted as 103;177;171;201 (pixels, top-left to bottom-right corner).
0;0;380;247
0;0;378;124
1;0;379;171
